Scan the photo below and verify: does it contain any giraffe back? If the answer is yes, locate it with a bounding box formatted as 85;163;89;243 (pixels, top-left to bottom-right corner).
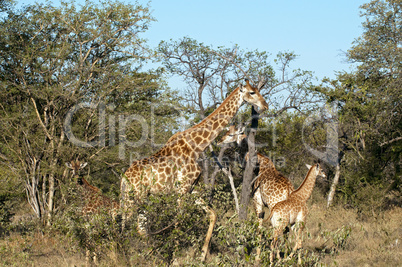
252;153;295;210
123;140;200;199
267;163;326;226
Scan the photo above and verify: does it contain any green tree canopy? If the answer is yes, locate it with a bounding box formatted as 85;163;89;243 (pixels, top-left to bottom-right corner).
317;0;401;212
0;0;180;223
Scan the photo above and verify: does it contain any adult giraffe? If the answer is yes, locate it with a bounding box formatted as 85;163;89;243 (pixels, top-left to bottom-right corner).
121;79;268;261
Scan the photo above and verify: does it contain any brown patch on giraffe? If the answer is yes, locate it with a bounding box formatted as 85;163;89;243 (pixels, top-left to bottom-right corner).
212;121;219;130
159;172;166;180
194;136;203;144
177;139;185;147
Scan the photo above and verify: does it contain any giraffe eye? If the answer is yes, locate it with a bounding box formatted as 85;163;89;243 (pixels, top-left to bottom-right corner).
249;91;256;95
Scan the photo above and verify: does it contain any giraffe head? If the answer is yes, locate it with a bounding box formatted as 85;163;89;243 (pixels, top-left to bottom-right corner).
66;160;88;183
239;79;269;112
244;151;262;167
306;163;326;179
217;125;247;146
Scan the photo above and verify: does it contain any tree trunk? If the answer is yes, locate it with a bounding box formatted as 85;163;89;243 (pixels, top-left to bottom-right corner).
327;162;340;208
202;152;210;185
47;128;65;225
42;174;47;218
47;173;55;226
239;107;258;220
26;175;42;219
226;166;240;214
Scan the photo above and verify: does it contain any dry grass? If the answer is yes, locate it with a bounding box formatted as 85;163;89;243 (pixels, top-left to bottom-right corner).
0;230;83;266
1;201;401;266
304;201;402;267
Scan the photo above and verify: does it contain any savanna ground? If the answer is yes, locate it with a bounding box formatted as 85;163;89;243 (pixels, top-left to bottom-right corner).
1;189;400;267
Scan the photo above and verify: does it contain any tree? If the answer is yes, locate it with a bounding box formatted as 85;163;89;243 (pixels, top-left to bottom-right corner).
0;0;13;13
0;1;179;224
317;0;401;211
158;37;322;220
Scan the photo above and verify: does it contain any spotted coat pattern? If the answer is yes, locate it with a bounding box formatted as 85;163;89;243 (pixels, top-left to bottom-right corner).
121;80;268;261
267;163;326;262
66;160;119;216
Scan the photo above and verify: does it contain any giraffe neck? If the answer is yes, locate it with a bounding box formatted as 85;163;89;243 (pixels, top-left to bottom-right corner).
257;153;276;171
181;87;243;153
291;166;317;201
77;175;100;195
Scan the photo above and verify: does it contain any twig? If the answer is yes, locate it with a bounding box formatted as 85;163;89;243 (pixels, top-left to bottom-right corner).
208;145;240;214
380;136;402;147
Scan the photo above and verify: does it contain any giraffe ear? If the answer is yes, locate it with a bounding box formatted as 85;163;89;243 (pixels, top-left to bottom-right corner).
306;164;312;169
65;162;72;169
245;78;250;86
239;83;244;93
81;162;88;169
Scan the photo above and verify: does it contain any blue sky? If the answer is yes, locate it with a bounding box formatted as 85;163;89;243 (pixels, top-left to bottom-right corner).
144;0;367;81
17;0;367;87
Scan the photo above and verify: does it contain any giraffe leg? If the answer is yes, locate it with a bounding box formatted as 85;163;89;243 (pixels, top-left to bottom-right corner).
93;251;98;266
85;248;90;267
137;212;148;236
195;197;217;262
270;234;280;265
253;190;264;263
289;221;304;259
270;218;287;264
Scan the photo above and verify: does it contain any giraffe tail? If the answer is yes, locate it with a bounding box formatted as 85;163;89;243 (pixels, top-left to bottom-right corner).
251;174;262;195
263;205;275;225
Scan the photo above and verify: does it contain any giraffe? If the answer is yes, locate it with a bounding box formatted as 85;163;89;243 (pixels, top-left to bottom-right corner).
217;126;295;261
248;153;294;225
265;163;326;264
217;127;294;223
65;159;120;265
120;79;268;261
65;160;119;216
217;125;247;146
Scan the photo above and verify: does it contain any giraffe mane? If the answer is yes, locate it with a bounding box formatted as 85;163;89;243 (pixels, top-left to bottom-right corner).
292;164;315;193
80;176;101;193
191;87;240;131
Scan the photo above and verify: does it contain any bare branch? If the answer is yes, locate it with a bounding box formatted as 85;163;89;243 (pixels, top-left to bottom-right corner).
31;98;52;141
380;136;402;147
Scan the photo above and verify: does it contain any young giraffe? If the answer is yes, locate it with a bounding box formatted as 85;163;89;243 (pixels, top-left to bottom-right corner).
218;127;295;219
66;160;120;265
266;163;326;264
121;79;268;261
65;160;119;216
218;126;295;261
217;125;247;146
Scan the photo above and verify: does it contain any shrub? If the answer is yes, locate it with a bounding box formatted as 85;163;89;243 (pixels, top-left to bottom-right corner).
0;194;14;236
